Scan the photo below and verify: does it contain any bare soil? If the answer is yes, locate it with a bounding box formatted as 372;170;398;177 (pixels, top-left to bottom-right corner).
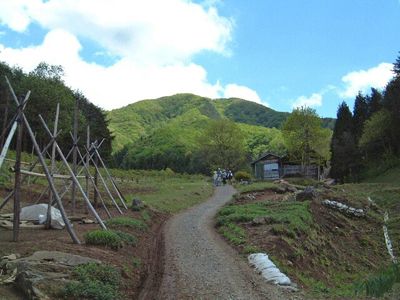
0;185;168;299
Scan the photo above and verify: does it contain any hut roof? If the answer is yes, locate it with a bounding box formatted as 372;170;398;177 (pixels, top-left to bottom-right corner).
251;152;282;165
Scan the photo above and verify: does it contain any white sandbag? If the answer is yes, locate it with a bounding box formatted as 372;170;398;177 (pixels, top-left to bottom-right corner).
20;204;65;229
248;253;292;286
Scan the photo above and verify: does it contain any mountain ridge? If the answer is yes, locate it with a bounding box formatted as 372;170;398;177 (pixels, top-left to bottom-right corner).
107;93;334;153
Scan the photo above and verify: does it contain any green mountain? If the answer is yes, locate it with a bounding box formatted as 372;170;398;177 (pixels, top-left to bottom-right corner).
107;93;333;173
108;93;334;151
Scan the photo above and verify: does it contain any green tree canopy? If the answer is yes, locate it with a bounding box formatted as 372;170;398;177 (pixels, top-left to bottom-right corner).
198;119;246;172
282;107;331;167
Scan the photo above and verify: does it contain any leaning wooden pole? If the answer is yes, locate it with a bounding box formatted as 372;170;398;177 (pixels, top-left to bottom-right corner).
94;147;128;210
76;147;112;218
39;115;107;230
71;98;78;214
5;77;80;244
85;126;90;213
13;95;26;242
46;103;60;229
85;145;123;214
0;130;62;211
0;91;10;149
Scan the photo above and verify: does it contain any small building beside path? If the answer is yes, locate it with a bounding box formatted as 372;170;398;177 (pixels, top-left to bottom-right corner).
251;152;318;180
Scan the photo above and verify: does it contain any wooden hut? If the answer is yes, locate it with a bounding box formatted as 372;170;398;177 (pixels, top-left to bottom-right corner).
251;153;281;180
251;153;318;180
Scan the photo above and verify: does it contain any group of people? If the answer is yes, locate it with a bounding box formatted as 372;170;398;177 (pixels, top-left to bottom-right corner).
213;168;233;186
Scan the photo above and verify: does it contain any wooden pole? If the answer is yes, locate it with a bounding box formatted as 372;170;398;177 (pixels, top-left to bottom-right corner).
0;130;62;211
85;125;90;214
38;115;107;230
46;103;59;229
93;147;128;210
85;145;123;214
76;147;112;218
13;96;25;242
94;155;99;208
71;98;78;214
5;76;80;244
0;91;10;149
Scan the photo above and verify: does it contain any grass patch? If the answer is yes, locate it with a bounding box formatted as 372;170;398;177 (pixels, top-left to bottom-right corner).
217;201;313;237
355;263;400;297
85;229;137;250
63;262;121;300
129;176;213;213
218;223;246;245
234;181;277;193
141;210;151;221
106;217;148;230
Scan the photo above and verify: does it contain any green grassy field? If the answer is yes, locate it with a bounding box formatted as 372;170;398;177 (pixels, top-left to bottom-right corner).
0;151;214;214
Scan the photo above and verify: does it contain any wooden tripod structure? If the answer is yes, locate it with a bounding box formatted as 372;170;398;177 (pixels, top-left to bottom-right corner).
0;76;128;244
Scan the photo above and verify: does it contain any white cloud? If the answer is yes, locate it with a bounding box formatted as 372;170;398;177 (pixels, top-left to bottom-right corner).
291;93;322;109
0;0;233;64
340;63;394;98
223;84;263;104
0;0;261;110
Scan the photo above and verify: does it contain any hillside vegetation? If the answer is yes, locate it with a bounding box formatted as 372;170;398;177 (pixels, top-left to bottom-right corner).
108;93;333;173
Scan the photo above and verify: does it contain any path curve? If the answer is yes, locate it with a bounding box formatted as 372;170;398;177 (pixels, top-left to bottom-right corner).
156;185;294;300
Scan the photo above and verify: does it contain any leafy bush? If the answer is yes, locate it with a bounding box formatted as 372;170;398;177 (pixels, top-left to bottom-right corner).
63;263;121;300
0;167;11;188
234;171;251;182
106;217;148;230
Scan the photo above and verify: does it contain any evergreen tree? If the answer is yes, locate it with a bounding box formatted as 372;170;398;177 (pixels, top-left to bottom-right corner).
330;102;358;182
368;88;383;115
353;92;369;142
383;76;400;154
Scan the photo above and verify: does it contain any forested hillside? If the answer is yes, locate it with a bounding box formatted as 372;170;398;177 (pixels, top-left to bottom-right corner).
108;93;334;154
109;93;333;174
0;62;113;159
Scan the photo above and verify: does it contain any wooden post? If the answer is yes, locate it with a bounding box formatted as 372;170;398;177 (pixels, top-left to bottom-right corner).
46;103;59;229
76;147;112;218
85;145;123;214
71;98;78;214
94;147;128;210
94;154;99;208
38;115;107;230
13;96;24;242
0;91;10;149
85;125;90;214
27;132;36;186
0;129;62;211
5;77;80;244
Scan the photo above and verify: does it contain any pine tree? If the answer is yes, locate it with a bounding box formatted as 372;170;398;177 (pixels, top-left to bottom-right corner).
383;76;400;154
353;92;369;142
368;88;383;116
330;102;358;182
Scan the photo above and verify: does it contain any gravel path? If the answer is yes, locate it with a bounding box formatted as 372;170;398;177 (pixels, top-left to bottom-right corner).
157;185;298;300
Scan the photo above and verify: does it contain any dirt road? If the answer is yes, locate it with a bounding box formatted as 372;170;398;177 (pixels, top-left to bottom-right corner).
155;185;298;300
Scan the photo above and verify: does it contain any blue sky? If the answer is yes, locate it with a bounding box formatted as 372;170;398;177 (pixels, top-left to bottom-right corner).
0;0;399;117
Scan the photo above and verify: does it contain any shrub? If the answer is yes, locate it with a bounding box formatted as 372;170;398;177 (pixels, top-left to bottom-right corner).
234;171;251;182
114;230;137;246
106;217;148;230
63;263;121;300
85;230;123;250
355;263;400;297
